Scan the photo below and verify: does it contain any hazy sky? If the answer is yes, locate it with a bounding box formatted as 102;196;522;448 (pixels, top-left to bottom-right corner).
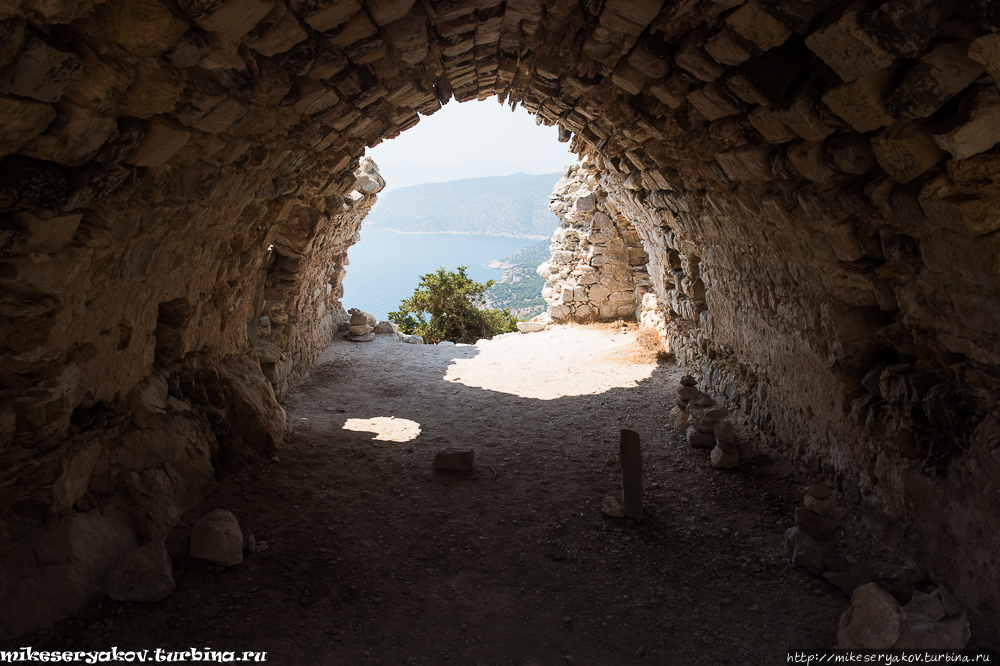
365;99;575;173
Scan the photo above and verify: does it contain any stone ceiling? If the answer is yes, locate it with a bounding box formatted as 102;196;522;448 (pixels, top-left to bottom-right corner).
1;0;999;638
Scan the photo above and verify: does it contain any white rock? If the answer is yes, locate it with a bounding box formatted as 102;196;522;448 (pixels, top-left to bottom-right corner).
516;321;547;333
102;540;176;603
190;510;243;566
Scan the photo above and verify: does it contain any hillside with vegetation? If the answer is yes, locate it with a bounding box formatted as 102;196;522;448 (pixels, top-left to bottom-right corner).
484;240;551;319
363;173;563;239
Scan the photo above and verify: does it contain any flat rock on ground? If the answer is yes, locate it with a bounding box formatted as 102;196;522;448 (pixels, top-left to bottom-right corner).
5;324;994;662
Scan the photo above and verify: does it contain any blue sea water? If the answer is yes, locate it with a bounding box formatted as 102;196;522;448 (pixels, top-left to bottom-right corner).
340;227;542;322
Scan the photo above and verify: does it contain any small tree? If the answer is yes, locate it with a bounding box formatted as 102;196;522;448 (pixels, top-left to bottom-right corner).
389;266;520;344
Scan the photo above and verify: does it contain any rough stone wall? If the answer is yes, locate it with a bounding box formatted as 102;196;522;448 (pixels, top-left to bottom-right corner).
538;163;647;322
1;0;999;635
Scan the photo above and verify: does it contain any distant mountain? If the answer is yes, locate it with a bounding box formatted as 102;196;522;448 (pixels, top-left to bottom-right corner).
373;160;537;193
363;172;563;239
485;239;551;319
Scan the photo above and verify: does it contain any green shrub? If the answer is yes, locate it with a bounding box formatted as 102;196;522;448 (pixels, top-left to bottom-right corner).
389;267;520;344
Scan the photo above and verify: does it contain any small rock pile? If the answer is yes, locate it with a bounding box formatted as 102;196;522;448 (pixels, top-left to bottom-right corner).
837;583;971;650
671;375;739;468
347;308;375;342
785;484;840;576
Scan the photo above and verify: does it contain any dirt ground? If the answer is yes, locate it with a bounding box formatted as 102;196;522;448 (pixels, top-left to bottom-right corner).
8;324;977;664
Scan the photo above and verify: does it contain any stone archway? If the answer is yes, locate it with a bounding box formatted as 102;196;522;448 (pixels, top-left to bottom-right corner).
1;0;999;636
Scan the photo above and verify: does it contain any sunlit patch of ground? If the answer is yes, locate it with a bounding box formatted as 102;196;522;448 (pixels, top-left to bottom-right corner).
342;416;422;442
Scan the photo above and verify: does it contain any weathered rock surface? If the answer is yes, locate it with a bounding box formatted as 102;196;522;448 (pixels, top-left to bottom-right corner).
1;0;999;637
102;539;176;602
190;509;244;566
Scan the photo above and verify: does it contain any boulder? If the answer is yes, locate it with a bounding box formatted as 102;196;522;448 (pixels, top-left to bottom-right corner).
686;426;716;448
710;445;739;468
373;320;396;334
434;448;474;471
190;510;243;566
102;539;176;602
837;583;909;649
601;496;625;518
784;526;837;576
516;321;547;332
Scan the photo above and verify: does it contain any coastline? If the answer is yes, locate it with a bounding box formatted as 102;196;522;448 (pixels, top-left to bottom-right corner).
362;225;551;241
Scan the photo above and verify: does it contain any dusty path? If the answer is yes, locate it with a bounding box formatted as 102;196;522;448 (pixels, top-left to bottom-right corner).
8;324;926;664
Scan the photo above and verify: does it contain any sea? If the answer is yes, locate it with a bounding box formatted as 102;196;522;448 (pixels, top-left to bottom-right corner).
340;227;543;322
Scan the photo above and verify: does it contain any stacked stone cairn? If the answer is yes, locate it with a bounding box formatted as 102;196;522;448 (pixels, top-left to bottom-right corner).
785;484;839;576
347;308;375;343
671;375;739;468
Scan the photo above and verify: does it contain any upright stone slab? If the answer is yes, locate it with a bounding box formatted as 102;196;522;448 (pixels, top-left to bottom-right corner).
619;429;643;520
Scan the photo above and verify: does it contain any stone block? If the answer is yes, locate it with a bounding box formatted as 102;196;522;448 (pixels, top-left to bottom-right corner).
434;448;474;471
649;77;689;108
687;82;740;121
293;78;341;115
190;510;243;566
710;445;739;468
787;142;842;189
116;60;186;119
774;91;836;141
385;14;429;66
686;426;716;448
821;62;902;133
725;0;791;52
0;95;57;158
95;0;188;57
246;10;308;56
795;506;837;539
804;2;895;83
748;106;797;143
124;117;191;167
102;540;176;603
886;42;985;122
16;210;82;254
969;33;1000;83
329;11;378;49
366;0;415;25
627;45;670;79
784;525;837;575
724;73;768;105
20;100;116;166
871;120;946;184
611;61;648;96
826;221;865;262
196;0;275;42
675;33;724;82
0;37;86;103
716;145;774;182
828;134;876;174
837;583;906;649
604;0;664;25
934;86;1000;160
192;98;246;134
704;27;750;67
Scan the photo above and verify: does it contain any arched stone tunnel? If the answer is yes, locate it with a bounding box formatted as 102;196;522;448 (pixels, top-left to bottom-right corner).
1;0;999;640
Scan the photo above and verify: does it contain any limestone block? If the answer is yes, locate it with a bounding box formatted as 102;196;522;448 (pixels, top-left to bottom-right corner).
627;45;670;79
716;145;774;182
686;426;715;448
16;210;82;254
969;33;1000;83
704;28;750;67
246;10;308;57
934;86;1000;160
821;62;901;133
675;34;724;82
871;120;946;184
434;448;474;471
196;0;275;42
0;95;57;157
828;134;876;174
784;526;837;576
329;11;378;49
20;100;115;166
192;98;245;134
826;221;865;262
837;584;907;649
190;510;243;566
293;78;340;115
774;91;835;141
862;0;943;59
116;60;187;119
725;0;791;52
649;78;689;108
610;62;648;96
367;0;415;25
604;0;664;25
804;2;895;83
254;339;281;363
687;83;740;121
167;33;212;69
747;106;797;143
0;513;139;640
94;0;188;57
102;540;176;602
0;36;86;103
886;42;985;122
124;117;191;167
725;73;768;106
787;142;842;189
710;445;739;468
64;46;135;114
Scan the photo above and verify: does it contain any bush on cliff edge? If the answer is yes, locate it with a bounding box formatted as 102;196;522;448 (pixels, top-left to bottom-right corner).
389;267;520;344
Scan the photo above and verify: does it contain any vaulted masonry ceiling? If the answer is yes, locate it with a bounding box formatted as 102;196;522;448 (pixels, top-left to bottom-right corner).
0;0;999;638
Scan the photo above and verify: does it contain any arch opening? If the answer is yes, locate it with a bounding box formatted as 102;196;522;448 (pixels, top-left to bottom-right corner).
0;0;998;639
